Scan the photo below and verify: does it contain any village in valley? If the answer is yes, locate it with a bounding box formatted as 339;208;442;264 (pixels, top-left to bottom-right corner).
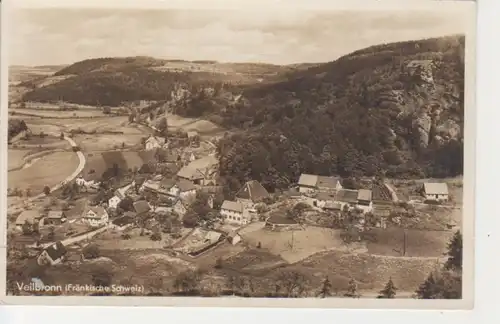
6;99;463;297
5;7;467;300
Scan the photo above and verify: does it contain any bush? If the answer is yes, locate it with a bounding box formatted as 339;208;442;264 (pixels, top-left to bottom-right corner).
150;232;162;241
82;244;100;259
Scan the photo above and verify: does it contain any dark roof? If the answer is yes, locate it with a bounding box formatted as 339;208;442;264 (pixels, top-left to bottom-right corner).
44;241;67;261
316;176;341;190
133;200;151;214
176;179;196;192
236;180;269;202
113;215;135;226
267;214;298;225
87;206;107;219
335;189;359;204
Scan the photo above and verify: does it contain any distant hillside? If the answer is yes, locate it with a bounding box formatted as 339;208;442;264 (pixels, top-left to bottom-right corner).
216;35;465;191
20;57;293;106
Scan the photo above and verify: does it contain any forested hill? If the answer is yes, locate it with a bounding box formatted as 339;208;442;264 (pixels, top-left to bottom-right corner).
20;57;292;106
217;35;465;192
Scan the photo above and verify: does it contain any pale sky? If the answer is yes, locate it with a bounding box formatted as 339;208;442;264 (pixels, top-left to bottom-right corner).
9;8;470;66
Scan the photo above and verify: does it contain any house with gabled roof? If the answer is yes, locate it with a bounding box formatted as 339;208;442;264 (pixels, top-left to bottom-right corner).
235;180;269;207
82;206;109;228
45;210;67;225
37;241;67;266
422;182;449;202
297;173;342;194
177;166;205;184
220;200;247;225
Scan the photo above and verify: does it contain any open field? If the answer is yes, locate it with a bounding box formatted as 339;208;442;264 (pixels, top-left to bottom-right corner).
278;250;443;294
365;228;453;257
75;134;144;152
8;149;31;170
82;150;155;180
8;151;79;195
240;226;347;263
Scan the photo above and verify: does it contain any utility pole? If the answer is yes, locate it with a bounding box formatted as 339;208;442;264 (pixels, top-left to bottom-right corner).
403;228;408;256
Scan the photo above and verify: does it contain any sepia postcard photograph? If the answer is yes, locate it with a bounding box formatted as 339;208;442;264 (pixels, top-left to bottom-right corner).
0;0;476;309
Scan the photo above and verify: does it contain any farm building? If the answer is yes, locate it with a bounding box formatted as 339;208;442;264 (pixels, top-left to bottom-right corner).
37;241;67;266
297;174;318;193
235;180;269;207
356;189;373;213
334;189;359;210
82;206;109;228
422;182;449;202
297;174;342;193
316;176;343;192
45;211;67;225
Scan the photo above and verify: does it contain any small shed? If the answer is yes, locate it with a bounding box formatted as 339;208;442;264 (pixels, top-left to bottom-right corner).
227;230;242;245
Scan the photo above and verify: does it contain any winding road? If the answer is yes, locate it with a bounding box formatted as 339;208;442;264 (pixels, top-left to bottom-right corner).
7;134;86;214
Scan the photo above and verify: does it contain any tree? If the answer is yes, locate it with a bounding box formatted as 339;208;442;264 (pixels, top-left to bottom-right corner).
150;229;162;241
22;220;33;235
60;132;64;140
43;186;51;196
275;270;308;297
215;257;223;269
47;226;56;241
118;197;134;212
415;272;438;299
128;112;135;123
378;278;397;298
344;278;359;298
102;106;111;114
83;243;100;259
444;230;462;272
157;117;168;138
318;276;332;298
415;270;462;299
173;270;201;294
